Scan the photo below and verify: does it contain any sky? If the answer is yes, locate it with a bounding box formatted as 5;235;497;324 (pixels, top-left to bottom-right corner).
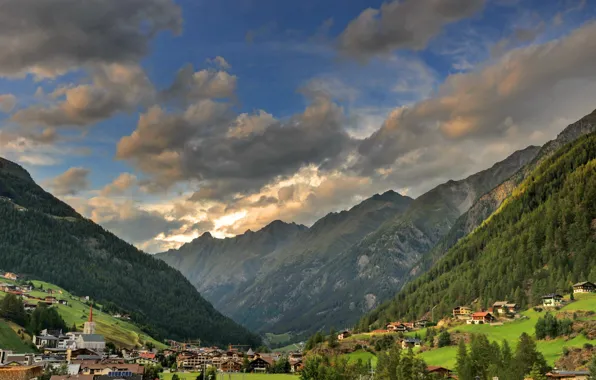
1;0;596;253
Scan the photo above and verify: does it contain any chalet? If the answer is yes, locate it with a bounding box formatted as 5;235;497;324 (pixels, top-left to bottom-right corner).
248;357;271;372
23;302;37;312
3;272;19;280
400;338;421;349
338;330;351;340
45;296;58;304
58;299;68;306
573;281;596;294
220;359;242;372
403;322;415;330
415;319;429;328
135;352;157;365
386;322;409;332
546;370;590;379
492;301;517;315
427;366;454;378
467;312;495;325
542;293;564;307
452;306;472;319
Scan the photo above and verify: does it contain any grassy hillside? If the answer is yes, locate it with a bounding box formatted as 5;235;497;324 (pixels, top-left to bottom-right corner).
0;278;164;349
420;293;596;367
363;132;596;326
0;319;35;352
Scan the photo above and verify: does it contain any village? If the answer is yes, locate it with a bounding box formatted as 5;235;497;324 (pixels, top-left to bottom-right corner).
1;269;596;380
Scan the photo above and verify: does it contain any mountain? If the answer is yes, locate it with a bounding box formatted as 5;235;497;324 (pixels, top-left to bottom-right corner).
363;128;596;326
0;158;261;347
158;145;537;339
410;108;596;279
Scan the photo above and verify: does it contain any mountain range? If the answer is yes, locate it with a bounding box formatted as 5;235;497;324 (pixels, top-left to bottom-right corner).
157;128;558;340
0;158;261;347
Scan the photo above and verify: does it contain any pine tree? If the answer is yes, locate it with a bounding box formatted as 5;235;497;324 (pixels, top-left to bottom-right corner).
527;362;547;380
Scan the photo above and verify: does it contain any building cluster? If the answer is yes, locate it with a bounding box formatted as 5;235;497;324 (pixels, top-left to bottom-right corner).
452;300;521;325
33;307;106;353
0;348;148;380
172;344;304;373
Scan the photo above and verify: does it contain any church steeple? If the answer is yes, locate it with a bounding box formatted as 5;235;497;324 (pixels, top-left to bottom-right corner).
83;304;96;334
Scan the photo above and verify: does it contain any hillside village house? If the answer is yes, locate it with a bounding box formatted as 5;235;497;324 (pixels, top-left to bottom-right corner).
248;357;271;372
467;312;495;325
401;338;421;349
573;281;596;293
492;301;517;315
386;322;409;332
542;293;564;307
415;319;429;328
3;272;19;280
452;306;472;319
337;330;351;340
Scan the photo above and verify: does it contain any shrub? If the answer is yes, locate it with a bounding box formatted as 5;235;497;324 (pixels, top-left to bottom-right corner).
562;347;569;356
583;343;593;350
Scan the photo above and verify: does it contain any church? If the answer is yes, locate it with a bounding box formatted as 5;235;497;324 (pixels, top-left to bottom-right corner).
75;306;106;353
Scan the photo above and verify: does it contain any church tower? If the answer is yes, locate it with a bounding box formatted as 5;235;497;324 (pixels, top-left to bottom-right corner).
83;305;96;335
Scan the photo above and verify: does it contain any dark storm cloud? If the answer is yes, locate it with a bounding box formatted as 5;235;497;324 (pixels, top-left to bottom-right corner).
338;0;485;60
0;0;181;78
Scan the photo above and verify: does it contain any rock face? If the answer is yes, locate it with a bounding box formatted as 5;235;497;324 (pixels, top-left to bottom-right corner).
158;146;538;339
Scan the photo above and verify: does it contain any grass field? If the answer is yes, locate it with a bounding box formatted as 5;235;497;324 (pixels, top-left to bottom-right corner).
265;333;293;346
342;350;378;368
0;319;35;352
0;278;164;349
160;373;296;380
419;293;596;368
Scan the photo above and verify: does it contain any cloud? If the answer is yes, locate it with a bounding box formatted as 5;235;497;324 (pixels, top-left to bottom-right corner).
71;196;183;250
100;173;138;196
0;0;181;78
117;84;355;198
12;64;153;128
162;64;237;104
356;21;596;173
0;94;16;113
338;0;485;60
46;167;91;196
207;56;232;70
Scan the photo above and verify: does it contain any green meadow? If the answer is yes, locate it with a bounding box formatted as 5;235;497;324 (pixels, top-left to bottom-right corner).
420;293;596;367
0;278;164;349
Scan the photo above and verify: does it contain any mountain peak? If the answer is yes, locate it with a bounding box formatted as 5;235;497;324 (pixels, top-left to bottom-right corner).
0;157;34;183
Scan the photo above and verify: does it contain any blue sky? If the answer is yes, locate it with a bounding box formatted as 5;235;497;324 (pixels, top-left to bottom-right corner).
1;0;595;252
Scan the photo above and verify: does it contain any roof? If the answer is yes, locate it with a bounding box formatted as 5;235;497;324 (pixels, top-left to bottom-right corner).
37;335;59;340
246;348;254;355
79;334;105;342
50;375;95;380
493;301;508;307
472;312;492;317
403;338;421;343
573;281;596;287
427;366;452;373
542;293;563;298
139;352;156;359
546;370;590;378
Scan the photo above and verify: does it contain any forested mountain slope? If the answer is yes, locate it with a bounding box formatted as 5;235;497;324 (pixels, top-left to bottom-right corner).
0;158;261;347
409;108;596;280
363;131;596;327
